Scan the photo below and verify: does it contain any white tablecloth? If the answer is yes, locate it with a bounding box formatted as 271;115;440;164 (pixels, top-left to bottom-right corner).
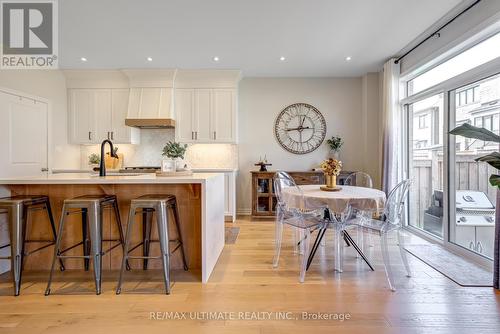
281;185;386;214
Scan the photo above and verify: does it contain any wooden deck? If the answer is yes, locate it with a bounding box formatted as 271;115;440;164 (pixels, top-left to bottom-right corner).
0;217;499;334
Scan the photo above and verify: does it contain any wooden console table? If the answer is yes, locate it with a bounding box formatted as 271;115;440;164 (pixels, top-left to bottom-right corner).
251;170;353;219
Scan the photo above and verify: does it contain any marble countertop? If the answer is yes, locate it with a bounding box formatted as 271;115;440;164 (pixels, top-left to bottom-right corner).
51;168;238;173
0;172;221;185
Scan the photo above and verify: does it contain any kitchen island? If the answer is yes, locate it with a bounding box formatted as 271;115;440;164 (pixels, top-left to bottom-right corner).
0;173;225;283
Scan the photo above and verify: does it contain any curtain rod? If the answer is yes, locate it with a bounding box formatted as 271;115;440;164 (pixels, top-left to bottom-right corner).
394;0;482;64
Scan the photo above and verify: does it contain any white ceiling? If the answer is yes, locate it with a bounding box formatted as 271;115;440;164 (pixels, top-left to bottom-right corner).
59;0;462;77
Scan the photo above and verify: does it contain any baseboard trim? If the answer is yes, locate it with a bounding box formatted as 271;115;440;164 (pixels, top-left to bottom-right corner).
236;208;251;215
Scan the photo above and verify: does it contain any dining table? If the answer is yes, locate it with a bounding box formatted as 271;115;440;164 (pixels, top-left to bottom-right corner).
281;184;387;271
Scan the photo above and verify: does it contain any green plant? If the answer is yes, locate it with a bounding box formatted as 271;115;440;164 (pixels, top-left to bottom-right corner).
88;153;100;165
326;135;343;152
450;123;500;187
162;141;188;159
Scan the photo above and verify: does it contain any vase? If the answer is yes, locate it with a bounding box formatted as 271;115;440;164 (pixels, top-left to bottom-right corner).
325;174;336;188
329;150;340;160
161;159;176;172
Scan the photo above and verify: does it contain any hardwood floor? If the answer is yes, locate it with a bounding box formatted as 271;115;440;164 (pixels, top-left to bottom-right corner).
1;216;499;333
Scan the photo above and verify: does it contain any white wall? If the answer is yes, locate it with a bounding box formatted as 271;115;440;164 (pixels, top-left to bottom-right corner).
237;77;382;214
0;70;80;169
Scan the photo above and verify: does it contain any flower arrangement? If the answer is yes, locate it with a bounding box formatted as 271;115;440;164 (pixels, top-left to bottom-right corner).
320;158;342;176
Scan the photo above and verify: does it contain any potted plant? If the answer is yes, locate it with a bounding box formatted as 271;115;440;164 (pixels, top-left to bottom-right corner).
326;135;343;159
88;153;100;171
450;123;500;288
162;141;188;171
320;158;342;190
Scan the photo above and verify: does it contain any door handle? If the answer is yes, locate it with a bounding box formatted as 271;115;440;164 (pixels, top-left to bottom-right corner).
195;132;198;140
111;131;114;140
41;168;48;172
214;131;216;140
88;131;92;140
191;131;194;140
107;132;110;140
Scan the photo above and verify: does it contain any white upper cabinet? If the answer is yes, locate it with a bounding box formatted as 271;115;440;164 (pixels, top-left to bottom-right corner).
194;89;212;142
175;89;195;141
175;70;240;143
95;89;112;142
175;88;237;143
69;89;96;143
212;89;236;142
69;88;139;144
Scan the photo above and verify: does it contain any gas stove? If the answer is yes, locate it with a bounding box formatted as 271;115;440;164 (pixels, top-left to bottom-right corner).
119;166;160;173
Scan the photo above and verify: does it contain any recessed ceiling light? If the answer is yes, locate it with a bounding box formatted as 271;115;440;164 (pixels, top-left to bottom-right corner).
147;57;153;62
80;57;87;62
345;56;352;61
213;56;219;62
280;56;286;61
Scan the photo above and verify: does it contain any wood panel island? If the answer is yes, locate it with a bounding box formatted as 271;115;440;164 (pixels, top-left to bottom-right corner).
0;173;225;283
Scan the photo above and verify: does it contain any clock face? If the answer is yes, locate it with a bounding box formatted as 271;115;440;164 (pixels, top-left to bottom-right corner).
274;103;327;154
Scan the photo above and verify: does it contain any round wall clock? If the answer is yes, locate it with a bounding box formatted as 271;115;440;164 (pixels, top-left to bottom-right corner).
274;103;327;154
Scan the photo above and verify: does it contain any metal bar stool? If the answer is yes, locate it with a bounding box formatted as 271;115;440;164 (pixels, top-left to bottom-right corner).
116;194;188;295
45;194;128;295
0;195;64;296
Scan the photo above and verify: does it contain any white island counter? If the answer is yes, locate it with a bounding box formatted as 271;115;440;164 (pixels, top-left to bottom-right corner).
0;173;225;283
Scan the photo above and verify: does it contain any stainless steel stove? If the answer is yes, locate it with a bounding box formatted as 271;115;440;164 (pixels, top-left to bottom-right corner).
119;166;160;173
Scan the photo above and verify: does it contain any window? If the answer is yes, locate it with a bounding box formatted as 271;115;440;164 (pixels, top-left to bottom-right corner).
401;25;500;264
474;116;483;127
457;86;479;106
407;32;500;96
418;115;428;128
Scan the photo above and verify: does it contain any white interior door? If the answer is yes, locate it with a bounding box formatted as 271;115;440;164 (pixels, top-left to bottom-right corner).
0;90;48;177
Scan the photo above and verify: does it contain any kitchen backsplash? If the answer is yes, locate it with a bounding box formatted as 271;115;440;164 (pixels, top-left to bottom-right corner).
80;129;238;169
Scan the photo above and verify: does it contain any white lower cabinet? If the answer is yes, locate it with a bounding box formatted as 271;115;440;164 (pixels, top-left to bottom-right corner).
69;88;139;144
193;169;236;222
455;225;495;259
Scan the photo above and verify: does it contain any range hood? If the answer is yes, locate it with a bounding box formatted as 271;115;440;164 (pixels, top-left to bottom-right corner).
123;69;177;129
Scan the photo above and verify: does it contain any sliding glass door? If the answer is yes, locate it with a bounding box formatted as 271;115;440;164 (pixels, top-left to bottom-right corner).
448;73;500;260
407;94;445;239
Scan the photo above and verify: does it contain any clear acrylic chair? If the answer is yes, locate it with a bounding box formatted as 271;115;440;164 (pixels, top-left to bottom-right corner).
344;172;373;188
328;205;354;273
272;171;327;282
344;172;375;250
349;179;412;291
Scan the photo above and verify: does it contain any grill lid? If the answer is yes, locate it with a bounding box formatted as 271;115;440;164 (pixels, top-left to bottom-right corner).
456;190;494;210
